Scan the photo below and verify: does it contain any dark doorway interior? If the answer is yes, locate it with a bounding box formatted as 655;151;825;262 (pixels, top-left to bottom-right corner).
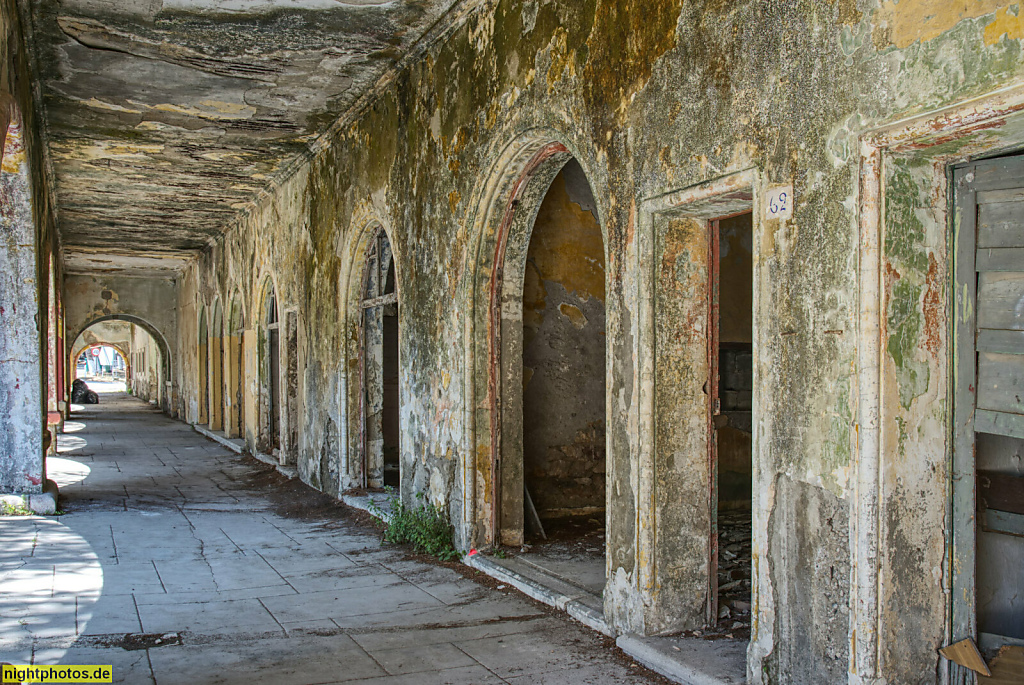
518;159;606;598
382;260;399;488
713;212;753;635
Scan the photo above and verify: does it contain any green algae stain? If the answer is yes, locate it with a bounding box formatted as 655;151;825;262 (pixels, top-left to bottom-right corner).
884;161;933;409
885;164;929;274
887;278;930;409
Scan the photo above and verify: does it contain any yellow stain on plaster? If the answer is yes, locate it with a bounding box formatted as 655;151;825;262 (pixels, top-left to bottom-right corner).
546;27;577;92
202;151;246;162
80;98;142;114
526;172;606;304
441;371;451;390
76;142;164;160
874;0;1010;48
448;190;461;213
1;150;24;173
152;100;255;120
559;303;588;329
984;4;1024;43
468;9;495;51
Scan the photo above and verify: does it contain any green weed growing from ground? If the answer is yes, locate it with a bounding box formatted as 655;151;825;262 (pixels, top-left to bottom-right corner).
370;490;461;562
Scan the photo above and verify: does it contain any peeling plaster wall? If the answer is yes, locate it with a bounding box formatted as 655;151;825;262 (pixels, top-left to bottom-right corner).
1;0;60;494
169;1;1024;680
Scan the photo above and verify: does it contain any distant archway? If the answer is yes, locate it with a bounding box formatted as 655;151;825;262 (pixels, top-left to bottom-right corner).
72;342;130;384
70;314;172;411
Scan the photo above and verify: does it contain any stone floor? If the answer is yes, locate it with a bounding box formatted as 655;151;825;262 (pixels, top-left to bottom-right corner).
0;393;668;684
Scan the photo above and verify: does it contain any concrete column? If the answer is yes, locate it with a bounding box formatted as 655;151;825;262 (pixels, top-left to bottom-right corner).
0;118;44;494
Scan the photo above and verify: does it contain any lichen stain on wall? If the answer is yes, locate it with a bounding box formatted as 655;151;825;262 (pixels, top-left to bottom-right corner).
582;0;683;123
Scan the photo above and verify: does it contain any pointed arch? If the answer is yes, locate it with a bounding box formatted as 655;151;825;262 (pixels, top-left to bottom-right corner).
338;215;402;493
225;293;246;439
256;274;282;456
209;299;224;431
462;131;612;547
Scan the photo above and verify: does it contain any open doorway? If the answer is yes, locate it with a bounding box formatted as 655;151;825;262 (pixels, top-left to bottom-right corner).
514;158;607;599
198;306;209;425
709;212;753;635
361;229;400;489
259;281;281;457
209;302;223;431
226;298;244;439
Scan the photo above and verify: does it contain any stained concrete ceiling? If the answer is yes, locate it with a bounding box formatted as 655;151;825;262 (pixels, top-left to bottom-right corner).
26;0;455;276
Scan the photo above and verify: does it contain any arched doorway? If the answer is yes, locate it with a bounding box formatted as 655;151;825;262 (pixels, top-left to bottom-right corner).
258;279;281;456
209;301;224;431
464;138;611;606
73;343;129;392
493;157;607;592
226;297;244;439
360;228;400;489
519;159;606;559
198;305;209;425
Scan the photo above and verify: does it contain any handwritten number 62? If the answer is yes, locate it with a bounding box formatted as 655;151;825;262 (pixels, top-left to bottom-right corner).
770;192;788;215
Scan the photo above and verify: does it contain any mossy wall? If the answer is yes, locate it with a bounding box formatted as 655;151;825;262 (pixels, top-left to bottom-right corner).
177;1;1024;680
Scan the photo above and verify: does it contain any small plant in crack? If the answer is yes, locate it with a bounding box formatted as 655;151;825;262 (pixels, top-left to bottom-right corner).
370;489;461;562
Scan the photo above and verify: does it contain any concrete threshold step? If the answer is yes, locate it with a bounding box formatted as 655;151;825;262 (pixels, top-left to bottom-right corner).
616;633;748;685
340;491;394;523
464;552;612;637
465;554;747;684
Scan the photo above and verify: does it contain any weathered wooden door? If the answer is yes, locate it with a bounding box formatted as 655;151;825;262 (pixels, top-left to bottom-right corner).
953;155;1024;668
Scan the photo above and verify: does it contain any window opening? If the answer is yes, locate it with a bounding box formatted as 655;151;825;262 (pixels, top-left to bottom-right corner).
360;230;400;488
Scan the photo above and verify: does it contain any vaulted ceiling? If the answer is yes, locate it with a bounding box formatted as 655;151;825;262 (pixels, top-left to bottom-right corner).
26;0;456;276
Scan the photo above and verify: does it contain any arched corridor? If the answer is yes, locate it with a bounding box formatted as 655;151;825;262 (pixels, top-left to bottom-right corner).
6;0;1024;681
